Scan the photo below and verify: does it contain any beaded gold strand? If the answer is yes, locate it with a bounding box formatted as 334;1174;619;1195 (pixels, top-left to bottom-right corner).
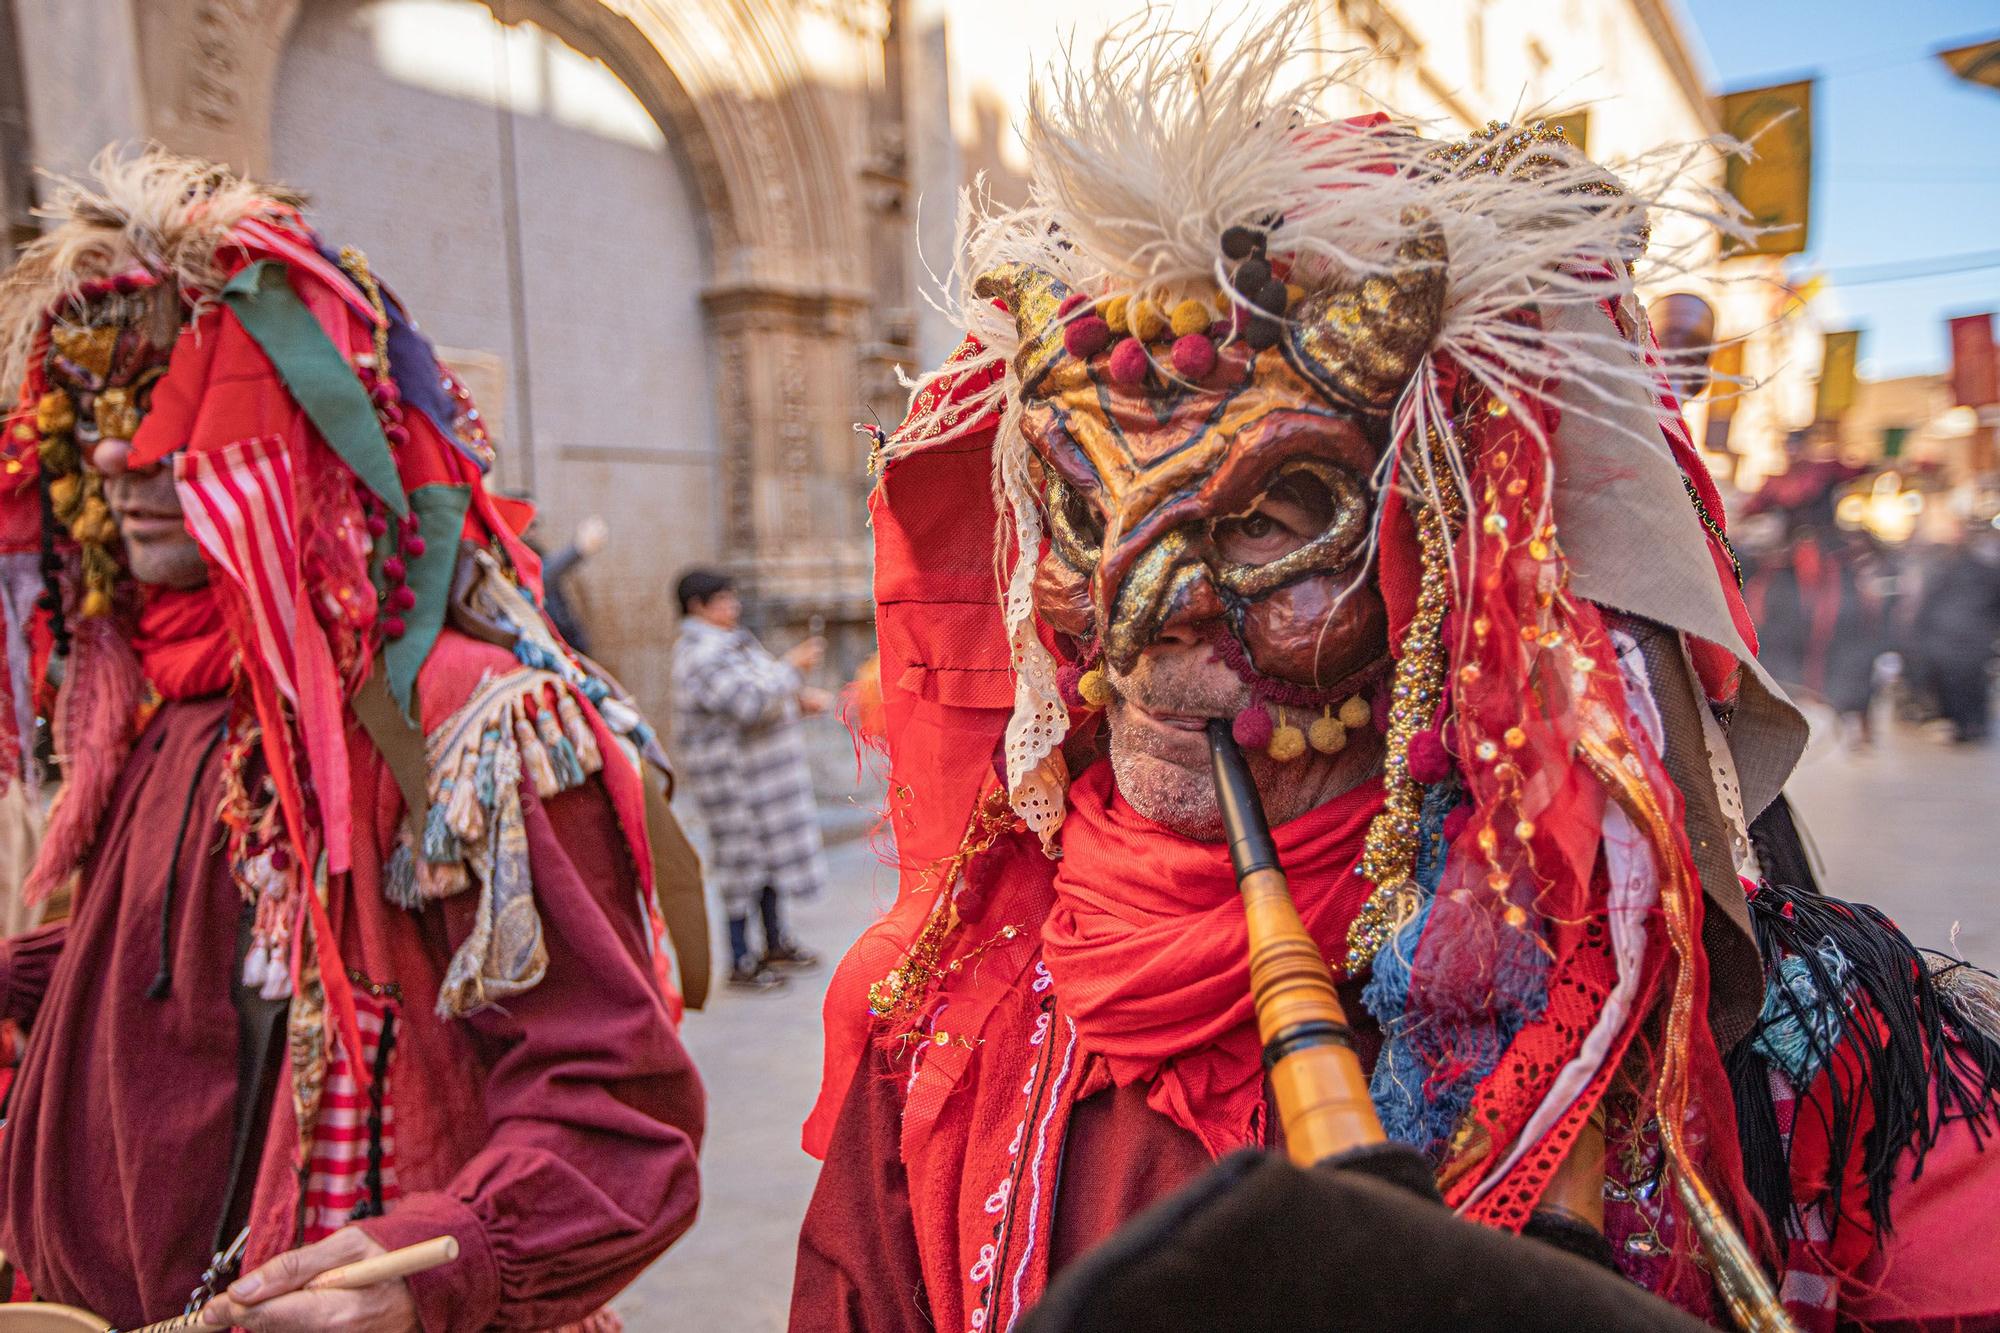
1347;432;1463;973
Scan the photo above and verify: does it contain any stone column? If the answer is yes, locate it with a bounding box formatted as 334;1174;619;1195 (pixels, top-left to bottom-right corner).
701;283;876;643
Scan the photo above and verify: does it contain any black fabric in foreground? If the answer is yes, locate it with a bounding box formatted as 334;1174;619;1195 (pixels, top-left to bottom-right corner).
1020;1148;1713;1333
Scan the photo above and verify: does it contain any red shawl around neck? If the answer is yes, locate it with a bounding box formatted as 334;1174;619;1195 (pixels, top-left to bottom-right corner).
1042;760;1384;1157
132;585;235;702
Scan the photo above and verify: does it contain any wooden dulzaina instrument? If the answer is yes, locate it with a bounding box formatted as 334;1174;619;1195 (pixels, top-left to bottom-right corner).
1205;721;1608;1209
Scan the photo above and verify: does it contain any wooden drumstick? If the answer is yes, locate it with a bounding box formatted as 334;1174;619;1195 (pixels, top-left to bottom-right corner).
304;1236;458;1291
110;1237;460;1333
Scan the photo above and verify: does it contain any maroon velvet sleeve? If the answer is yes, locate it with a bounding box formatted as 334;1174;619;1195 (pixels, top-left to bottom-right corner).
791;1048;930;1333
358;779;705;1333
0;923;68;1028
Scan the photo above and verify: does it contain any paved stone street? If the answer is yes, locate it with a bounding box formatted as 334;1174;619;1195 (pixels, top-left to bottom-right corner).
615;821;897;1333
619;711;2000;1331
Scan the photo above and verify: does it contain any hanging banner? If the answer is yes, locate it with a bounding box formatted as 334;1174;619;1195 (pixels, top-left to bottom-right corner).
1816;329;1861;421
1707;339;1746;421
1948;313;1998;407
1546;110;1590;156
1719;79;1813;257
1938;36;2000;94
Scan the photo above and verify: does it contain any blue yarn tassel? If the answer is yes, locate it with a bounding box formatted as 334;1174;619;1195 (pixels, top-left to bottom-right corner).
550;735;585;789
421;797;459;864
1750;938;1850;1087
1364;784;1551;1161
383;841;422;910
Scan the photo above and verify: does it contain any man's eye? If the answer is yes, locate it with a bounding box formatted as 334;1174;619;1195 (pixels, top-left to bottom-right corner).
1234;513;1277;541
1212;469;1338;563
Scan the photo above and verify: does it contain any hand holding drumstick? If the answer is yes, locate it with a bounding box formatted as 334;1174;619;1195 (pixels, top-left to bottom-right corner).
192;1231;455;1332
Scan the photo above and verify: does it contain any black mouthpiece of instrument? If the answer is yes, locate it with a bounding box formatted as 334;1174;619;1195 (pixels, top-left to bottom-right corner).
1207;720;1279;880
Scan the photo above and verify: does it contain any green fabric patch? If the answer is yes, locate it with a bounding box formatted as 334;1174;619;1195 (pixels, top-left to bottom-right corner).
222;261;408;519
384;483;472;718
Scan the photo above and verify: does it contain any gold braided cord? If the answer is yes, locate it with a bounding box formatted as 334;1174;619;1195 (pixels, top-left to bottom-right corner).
1348;430;1463;973
867;788;1022;1023
1579;732;1795;1333
338;245;393;379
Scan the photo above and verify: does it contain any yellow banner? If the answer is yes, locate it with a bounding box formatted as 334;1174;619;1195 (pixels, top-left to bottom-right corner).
1939;36;2000;93
1817;329;1861;421
1545;110;1590;156
1708;340;1746;421
1720;79;1813;257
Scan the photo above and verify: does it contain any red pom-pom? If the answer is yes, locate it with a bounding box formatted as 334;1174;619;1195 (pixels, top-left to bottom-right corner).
1441;804;1472;844
369;381;397;407
390;585;417;611
366;513;389;538
1170;333;1217;379
1057;292;1090;317
1407;727;1452;784
1062;316;1111;359
381;556;407;582
1231;704;1274;750
383;615;407;639
402;534;427;558
269;846;292;872
1108;337;1150;384
384;423;410;448
1057;662;1085;708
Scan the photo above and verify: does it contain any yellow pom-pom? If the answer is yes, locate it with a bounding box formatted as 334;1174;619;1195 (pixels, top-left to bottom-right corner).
1285;283;1305;306
1129;299;1166;342
35;392;75;436
1308;715;1347;754
1268;723;1307;762
1103;294;1131;334
47;474;78;510
1213;290;1234;315
1337;695;1372;729
1170;298;1210;338
1078;668;1113;708
79;588;112;619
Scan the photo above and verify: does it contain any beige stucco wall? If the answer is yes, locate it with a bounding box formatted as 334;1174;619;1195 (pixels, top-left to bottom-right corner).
269;0;725;724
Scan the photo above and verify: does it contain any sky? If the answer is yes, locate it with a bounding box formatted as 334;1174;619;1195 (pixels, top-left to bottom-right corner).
1679;0;2000;380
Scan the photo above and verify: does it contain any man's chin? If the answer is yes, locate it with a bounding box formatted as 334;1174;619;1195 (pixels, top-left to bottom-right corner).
1107;744;1225;841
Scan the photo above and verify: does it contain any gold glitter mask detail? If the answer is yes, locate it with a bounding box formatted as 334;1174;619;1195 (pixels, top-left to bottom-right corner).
1283;209;1448;413
972;263;1076;395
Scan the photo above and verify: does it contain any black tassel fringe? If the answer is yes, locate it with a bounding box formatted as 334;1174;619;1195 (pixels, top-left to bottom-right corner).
1728;871;2000;1246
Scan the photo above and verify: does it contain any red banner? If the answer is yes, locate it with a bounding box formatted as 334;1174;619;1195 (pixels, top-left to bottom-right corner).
1950;313;1999;408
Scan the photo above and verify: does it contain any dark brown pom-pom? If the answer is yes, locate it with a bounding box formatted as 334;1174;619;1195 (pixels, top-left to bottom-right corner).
1221;225;1264;260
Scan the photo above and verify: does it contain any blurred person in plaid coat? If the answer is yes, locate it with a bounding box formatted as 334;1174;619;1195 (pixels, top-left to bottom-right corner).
672;569;829;991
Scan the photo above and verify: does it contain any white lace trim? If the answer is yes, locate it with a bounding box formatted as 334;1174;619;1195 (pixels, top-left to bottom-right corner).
997;424;1071;850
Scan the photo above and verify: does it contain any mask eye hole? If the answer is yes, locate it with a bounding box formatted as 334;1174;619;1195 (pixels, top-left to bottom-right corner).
1212;466;1339;564
1046;473;1105;571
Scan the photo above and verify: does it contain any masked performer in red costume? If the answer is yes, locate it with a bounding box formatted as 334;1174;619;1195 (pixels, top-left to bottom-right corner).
792;10;2000;1331
0;151;707;1331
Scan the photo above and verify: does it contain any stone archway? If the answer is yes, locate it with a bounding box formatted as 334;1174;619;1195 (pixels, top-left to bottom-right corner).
129;0;893;712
